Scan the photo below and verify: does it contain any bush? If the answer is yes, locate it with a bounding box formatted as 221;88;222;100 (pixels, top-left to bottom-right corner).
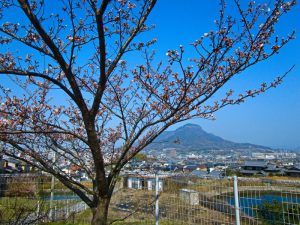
258;200;300;225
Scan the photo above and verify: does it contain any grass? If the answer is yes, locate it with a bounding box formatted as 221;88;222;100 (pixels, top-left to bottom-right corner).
44;223;86;225
0;197;41;222
45;220;185;225
0;196;81;223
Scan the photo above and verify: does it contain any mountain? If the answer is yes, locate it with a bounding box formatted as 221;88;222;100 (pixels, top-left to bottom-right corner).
146;123;271;152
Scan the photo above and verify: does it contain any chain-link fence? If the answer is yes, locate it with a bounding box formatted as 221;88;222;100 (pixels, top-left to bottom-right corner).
118;174;300;225
1;173;300;225
0;173;87;224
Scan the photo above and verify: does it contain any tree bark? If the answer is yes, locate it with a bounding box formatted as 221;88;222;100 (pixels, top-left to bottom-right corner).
91;197;111;225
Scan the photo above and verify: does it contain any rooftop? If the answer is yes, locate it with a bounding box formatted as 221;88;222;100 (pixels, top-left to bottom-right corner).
243;161;267;167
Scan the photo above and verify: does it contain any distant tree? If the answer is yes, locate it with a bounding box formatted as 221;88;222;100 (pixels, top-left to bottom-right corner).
224;169;241;177
0;0;295;224
133;153;148;161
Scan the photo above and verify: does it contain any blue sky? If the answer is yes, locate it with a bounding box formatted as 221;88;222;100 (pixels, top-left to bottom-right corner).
1;1;299;149
146;1;300;149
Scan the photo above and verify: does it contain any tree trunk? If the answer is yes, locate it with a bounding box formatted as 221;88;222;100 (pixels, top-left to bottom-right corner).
91;197;111;225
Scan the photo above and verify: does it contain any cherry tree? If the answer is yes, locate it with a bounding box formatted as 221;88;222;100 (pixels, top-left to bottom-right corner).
0;0;295;224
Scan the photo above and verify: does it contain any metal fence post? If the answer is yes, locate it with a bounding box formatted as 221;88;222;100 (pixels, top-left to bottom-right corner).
155;173;159;225
233;176;241;225
36;199;40;217
66;199;69;218
54;205;57;221
49;152;56;221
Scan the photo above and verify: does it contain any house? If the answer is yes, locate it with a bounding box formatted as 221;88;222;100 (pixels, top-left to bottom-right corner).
191;170;208;178
285;165;300;177
207;170;223;178
164;164;179;171
242;161;268;170
191;170;223;179
239;161;287;177
19;161;34;173
197;164;208;171
0;156;21;173
264;164;283;176
183;165;198;173
151;162;164;171
61;164;89;181
0;156;5;173
124;173;165;191
240;161;268;176
0;155;36;174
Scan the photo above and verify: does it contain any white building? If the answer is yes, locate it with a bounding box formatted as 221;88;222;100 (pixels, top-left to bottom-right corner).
127;177;163;191
125;173;171;191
